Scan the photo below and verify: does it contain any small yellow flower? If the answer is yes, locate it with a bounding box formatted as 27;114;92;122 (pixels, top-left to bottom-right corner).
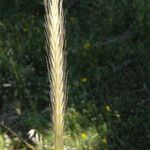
83;42;91;50
23;27;28;32
81;133;87;140
105;105;110;112
102;138;107;144
80;77;87;83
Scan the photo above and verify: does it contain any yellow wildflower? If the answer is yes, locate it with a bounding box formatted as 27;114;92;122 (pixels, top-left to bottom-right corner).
23;27;28;32
102;138;107;144
81;133;87;140
83;42;91;50
105;105;110;112
80;77;87;83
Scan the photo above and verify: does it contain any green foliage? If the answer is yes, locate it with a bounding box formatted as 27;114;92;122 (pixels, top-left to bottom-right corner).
0;0;149;149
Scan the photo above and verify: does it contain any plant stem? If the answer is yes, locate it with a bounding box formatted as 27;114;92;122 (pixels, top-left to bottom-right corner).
44;0;66;150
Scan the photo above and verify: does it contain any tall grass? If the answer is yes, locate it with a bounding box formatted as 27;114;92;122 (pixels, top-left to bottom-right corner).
44;0;66;150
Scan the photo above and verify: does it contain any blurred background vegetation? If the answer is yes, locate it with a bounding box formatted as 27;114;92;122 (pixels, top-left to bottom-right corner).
0;0;150;149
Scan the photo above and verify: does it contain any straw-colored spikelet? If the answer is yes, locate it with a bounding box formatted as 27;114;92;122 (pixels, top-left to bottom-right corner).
44;0;66;150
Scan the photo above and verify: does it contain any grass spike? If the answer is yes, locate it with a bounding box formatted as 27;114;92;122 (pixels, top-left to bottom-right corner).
44;0;66;150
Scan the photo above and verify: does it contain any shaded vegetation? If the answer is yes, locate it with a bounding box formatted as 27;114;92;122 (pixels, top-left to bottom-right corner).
0;0;149;149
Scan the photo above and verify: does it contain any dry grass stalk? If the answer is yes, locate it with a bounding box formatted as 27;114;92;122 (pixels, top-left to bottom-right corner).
44;0;66;150
0;123;36;150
